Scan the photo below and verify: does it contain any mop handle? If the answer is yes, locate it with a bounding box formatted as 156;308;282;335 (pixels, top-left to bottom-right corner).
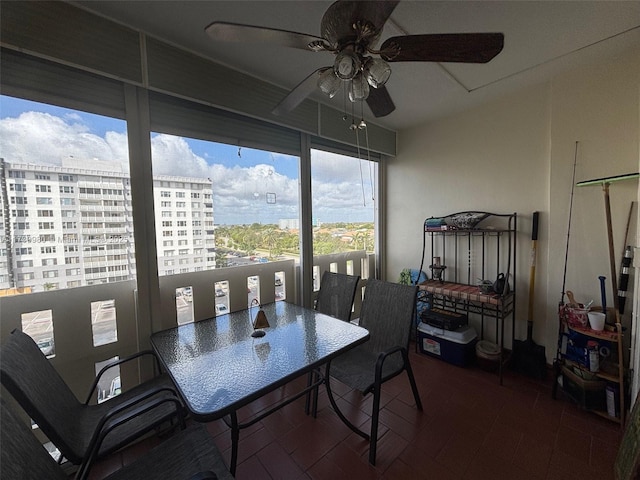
598;275;607;316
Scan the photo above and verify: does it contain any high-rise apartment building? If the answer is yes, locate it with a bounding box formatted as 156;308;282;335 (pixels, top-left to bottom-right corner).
0;158;215;292
153;176;215;276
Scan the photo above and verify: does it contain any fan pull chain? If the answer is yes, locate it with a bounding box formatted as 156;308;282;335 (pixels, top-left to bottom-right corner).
358;147;366;207
349;94;357;130
355;98;374;202
363;125;375;201
369;159;376;202
354;116;361;156
353;120;366;207
358;97;367;130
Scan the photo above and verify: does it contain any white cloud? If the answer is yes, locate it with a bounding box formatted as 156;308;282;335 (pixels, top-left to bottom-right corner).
150;134;209;178
105;131;130;169
0;109;375;223
64;112;83;122
206;162;301;224
0;111;121;165
311;148;374;185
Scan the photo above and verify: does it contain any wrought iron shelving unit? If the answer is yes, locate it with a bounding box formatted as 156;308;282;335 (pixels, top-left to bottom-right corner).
417;212;517;384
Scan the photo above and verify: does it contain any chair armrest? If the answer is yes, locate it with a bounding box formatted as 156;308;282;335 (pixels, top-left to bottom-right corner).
85;350;163;404
374;345;407;384
76;388;185;480
376;345;404;365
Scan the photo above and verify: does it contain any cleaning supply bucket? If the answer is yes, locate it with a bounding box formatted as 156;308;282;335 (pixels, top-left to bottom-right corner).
587;311;606;331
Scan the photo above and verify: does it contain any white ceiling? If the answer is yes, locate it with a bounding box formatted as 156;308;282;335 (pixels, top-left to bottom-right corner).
73;1;640;131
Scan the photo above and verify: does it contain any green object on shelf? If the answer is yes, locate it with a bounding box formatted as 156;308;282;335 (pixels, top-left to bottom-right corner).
399;269;412;285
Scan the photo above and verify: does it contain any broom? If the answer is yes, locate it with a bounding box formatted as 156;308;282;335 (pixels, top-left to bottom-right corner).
512;211;547;379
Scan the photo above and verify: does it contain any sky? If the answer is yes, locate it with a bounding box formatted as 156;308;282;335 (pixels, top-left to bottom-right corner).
0;95;376;225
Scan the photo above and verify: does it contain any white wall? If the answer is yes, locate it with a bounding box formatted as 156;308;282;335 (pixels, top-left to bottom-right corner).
386;46;640;370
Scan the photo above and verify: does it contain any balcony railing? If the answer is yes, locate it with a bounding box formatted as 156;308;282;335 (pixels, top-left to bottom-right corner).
0;251;373;406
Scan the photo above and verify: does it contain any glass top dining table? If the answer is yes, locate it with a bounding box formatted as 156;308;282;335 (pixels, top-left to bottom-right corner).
150;301;370;421
151;301;369;474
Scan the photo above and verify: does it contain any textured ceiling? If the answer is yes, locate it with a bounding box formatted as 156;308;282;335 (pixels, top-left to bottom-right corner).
73;1;640;131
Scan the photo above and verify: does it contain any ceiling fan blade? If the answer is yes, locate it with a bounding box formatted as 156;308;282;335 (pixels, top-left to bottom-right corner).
366;86;395;118
272;67;332;116
321;1;400;46
205;21;328;52
380;33;504;63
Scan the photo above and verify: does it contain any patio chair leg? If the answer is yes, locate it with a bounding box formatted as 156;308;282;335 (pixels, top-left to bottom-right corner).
369;382;382;465
324;363;369;441
304;371;313;415
229;412;239;477
312;370;320;418
403;351;423;410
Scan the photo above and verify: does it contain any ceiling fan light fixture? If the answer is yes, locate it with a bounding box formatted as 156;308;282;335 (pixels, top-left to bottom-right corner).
348;72;370;102
364;57;391;88
317;68;342;98
334;51;361;80
209;2;507;120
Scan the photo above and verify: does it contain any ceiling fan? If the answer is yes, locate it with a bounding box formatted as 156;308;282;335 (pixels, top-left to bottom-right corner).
205;1;504;118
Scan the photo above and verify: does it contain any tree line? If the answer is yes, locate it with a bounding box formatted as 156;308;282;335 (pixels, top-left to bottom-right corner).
214;222;374;261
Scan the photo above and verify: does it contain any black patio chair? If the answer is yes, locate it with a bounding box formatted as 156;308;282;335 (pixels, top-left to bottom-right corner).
0;329;185;477
0;397;233;480
324;278;423;465
306;271;361;414
315;271;361;322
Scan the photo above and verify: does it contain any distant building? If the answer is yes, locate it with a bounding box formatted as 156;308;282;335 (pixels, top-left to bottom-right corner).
153;175;215;276
279;218;299;230
0;159;215;291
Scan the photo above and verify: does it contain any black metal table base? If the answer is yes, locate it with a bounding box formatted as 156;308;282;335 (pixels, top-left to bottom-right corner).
223;372;325;475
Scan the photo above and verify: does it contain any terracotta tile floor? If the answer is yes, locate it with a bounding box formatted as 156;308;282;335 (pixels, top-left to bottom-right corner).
85;347;623;480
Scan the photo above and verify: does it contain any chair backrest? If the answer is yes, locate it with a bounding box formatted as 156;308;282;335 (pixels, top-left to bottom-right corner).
0;398;68;480
0;329;83;460
315;271;360;322
359;279;417;353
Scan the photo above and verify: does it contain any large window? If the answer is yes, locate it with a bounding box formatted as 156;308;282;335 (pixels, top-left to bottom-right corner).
311;149;376;255
149;135;301;322
150;134;301;275
0;95;135;293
